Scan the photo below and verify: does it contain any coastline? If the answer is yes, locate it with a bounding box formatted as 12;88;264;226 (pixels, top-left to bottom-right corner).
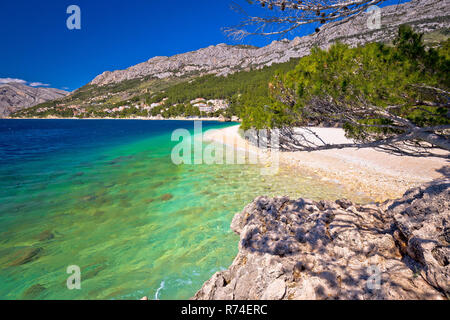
4;118;447;201
2;116;239;122
204;125;449;202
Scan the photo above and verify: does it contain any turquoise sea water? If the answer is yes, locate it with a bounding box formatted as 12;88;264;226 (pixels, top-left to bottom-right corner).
0;119;371;300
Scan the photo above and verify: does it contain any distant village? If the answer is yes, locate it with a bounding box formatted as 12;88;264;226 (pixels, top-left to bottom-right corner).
34;96;235;120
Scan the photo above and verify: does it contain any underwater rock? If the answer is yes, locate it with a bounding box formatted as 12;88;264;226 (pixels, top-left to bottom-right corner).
37;230;54;242
22;284;46;299
108;155;134;165
82;195;97;202
9;247;43;266
82;264;107;280
152;181;165;188
161;194;174;201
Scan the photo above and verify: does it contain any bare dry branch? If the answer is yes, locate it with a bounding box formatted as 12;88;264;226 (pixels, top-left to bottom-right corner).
226;0;387;40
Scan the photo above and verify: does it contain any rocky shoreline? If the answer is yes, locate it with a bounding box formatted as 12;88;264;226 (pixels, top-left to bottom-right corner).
193;177;449;300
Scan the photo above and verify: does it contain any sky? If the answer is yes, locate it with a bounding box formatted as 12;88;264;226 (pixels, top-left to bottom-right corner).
0;0;408;91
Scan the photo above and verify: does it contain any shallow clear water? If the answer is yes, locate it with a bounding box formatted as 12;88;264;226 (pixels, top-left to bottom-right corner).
0;119;371;300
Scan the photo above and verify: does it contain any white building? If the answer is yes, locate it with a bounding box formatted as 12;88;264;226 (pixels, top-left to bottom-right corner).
206;99;230;112
151;102;162;108
194;103;213;113
190;98;206;105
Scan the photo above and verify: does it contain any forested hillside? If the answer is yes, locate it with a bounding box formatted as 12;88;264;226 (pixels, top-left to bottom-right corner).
243;26;449;151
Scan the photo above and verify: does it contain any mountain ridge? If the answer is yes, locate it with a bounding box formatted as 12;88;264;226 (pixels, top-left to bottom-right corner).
90;0;450;86
0;83;69;117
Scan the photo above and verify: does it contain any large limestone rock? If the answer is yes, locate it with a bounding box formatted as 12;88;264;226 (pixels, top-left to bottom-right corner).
388;178;449;296
193;178;449;300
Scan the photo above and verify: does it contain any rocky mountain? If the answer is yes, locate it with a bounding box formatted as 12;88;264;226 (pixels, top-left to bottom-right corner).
194;178;449;300
91;0;450;86
0;82;68;117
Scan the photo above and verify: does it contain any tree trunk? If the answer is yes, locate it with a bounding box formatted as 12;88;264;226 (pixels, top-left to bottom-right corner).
410;130;450;151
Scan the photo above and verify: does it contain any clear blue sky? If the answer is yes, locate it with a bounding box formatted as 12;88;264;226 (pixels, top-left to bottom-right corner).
0;0;408;91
